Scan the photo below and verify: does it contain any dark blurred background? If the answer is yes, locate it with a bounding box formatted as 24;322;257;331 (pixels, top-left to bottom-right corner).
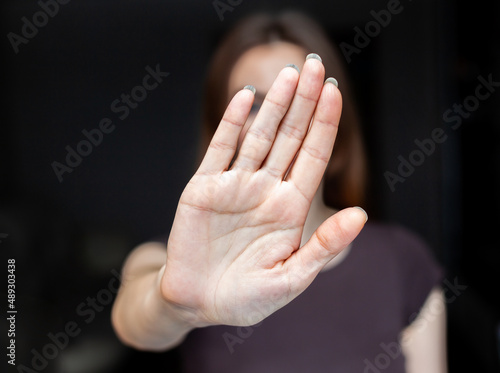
1;0;499;372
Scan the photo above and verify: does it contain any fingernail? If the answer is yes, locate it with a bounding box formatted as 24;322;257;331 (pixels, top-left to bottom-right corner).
353;206;368;222
243;85;256;95
324;77;338;88
285;63;300;74
306;53;322;62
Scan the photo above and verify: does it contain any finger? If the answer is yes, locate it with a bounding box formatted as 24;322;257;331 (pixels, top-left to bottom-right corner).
285;207;368;288
231;66;299;172
197;87;255;174
262;54;325;177
286;79;342;201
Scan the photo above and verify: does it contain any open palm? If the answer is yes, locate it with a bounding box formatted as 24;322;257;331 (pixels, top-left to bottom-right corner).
161;56;367;327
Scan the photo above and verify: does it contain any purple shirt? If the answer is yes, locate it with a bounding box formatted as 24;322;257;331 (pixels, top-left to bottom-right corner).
179;222;443;372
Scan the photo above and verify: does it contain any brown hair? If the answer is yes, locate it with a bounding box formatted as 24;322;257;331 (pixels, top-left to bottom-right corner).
201;11;367;210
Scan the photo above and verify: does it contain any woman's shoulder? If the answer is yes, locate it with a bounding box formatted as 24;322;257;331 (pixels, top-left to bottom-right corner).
349;221;444;322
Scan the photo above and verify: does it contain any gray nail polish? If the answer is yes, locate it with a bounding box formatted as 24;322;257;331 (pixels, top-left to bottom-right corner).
324;77;338;88
285;63;300;74
353;206;368;222
243;85;256;95
306;53;322;62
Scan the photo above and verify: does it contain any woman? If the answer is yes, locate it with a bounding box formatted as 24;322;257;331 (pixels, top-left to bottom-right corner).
112;12;446;372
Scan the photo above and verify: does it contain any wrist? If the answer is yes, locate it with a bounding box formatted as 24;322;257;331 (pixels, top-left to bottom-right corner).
157;265;212;330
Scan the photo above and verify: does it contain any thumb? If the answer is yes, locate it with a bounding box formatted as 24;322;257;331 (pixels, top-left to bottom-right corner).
286;207;368;286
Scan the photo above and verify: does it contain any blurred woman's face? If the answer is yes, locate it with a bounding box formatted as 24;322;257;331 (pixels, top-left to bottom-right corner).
228;42;307;146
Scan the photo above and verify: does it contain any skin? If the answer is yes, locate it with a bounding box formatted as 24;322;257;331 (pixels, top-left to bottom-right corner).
112;42;447;373
161;51;363;327
228;42;307;148
112;46;366;350
228;42;349;269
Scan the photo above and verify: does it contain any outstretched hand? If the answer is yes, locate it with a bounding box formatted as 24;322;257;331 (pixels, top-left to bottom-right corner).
161;55;367;328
